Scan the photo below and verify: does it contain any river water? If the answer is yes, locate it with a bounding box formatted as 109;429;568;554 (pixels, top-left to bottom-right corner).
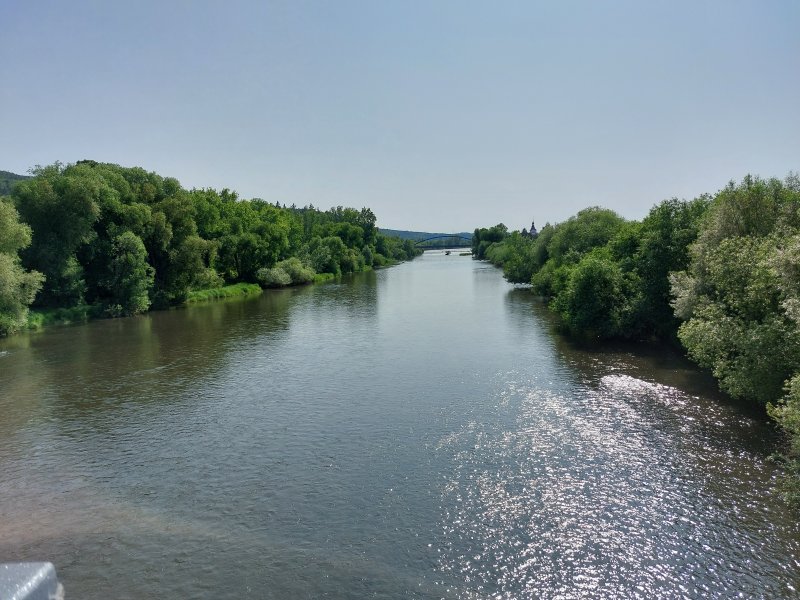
1;252;798;599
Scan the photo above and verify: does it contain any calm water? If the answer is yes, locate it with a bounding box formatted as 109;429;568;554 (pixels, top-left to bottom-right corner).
1;252;798;599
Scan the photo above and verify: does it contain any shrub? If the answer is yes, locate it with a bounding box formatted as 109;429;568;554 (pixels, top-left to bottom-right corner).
257;266;292;288
276;257;315;284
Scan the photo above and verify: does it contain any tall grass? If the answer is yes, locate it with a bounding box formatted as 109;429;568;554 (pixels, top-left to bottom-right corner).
185;283;263;303
27;305;99;330
313;273;337;284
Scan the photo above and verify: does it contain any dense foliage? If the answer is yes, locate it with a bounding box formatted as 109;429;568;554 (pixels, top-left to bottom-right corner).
475;173;800;502
482;203;708;341
0;161;420;332
0;199;43;335
472;223;509;259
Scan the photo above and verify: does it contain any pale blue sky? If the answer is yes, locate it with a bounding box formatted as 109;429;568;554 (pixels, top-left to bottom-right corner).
2;1;798;232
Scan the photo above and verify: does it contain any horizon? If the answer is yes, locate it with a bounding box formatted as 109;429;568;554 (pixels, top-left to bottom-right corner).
2;1;798;231
1;160;794;235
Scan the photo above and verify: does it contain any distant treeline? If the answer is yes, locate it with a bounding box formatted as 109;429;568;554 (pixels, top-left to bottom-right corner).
0;161;421;335
474;173;800;504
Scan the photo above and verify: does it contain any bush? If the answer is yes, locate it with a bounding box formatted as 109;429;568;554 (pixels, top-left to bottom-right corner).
257;258;315;288
276;257;315;284
257;266;292;288
768;375;800;505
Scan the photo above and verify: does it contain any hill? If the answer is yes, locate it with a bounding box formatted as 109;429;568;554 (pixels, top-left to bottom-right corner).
0;170;30;196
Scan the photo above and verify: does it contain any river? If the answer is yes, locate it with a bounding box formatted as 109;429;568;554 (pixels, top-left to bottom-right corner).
1;252;798;599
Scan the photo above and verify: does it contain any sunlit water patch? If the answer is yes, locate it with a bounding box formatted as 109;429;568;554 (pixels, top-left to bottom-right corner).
437;373;800;599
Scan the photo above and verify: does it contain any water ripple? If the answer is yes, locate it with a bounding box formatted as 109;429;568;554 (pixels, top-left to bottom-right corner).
437;374;800;599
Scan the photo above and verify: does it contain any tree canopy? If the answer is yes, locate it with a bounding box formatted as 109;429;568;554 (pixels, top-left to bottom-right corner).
0;199;43;335
0;160;421;327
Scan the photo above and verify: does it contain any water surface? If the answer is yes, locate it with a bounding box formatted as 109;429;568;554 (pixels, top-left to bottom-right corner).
1;252;798;598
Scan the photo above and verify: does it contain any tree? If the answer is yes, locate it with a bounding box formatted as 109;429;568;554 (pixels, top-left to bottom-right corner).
306;236;347;275
100;231;154;316
671;176;800;405
0;200;44;335
495;232;537;284
472;223;508;259
358;208;378;245
13;164;101;306
546;207;625;264
551;250;624;339
616;197;709;340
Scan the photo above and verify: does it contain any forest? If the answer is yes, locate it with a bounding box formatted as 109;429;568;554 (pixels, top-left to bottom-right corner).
0;161;421;335
474;173;800;504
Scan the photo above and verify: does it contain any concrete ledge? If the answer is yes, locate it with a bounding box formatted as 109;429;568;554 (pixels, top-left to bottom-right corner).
0;563;63;600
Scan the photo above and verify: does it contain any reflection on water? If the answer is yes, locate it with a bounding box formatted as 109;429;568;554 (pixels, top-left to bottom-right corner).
1;253;798;599
437;373;794;598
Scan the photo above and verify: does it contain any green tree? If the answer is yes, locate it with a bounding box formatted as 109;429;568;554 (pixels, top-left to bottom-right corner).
101;231;154;316
525;209;625;301
472;223;508;259
672;176;800;405
628;197;708;339
551;250;625;339
0;200;44;335
546;207;625;264
13;164;101;306
486;231;537;284
306;236;347;275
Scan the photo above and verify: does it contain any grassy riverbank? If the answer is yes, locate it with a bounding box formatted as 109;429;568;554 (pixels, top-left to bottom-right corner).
26;284;265;328
185;283;263;303
27;305;97;330
23;275;343;332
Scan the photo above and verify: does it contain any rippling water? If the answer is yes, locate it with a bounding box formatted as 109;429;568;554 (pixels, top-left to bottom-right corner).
1;253;798;598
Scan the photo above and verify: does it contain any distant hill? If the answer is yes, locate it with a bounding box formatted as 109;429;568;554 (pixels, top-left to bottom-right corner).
0;170;30;196
379;228;473;241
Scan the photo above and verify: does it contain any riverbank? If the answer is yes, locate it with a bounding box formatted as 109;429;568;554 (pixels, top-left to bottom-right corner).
23;267;377;333
26;282;302;331
26;305;96;330
185;283;263;304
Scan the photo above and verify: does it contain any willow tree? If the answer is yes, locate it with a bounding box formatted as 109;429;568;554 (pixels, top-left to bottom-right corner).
0;200;43;335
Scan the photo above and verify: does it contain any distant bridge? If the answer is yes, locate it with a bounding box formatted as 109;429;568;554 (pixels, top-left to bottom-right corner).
413;234;473;249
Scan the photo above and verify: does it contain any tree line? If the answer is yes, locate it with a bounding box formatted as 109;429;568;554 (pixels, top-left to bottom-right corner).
474;173;800;504
0;160;421;335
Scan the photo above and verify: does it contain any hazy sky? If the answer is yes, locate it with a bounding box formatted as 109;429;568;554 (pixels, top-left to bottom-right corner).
2;1;798;232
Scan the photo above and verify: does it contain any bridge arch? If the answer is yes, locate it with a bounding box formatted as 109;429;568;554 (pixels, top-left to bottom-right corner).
413;234;472;247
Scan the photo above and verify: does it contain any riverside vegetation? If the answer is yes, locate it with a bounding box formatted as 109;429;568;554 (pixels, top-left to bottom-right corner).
0;160;421;335
474;173;800;504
